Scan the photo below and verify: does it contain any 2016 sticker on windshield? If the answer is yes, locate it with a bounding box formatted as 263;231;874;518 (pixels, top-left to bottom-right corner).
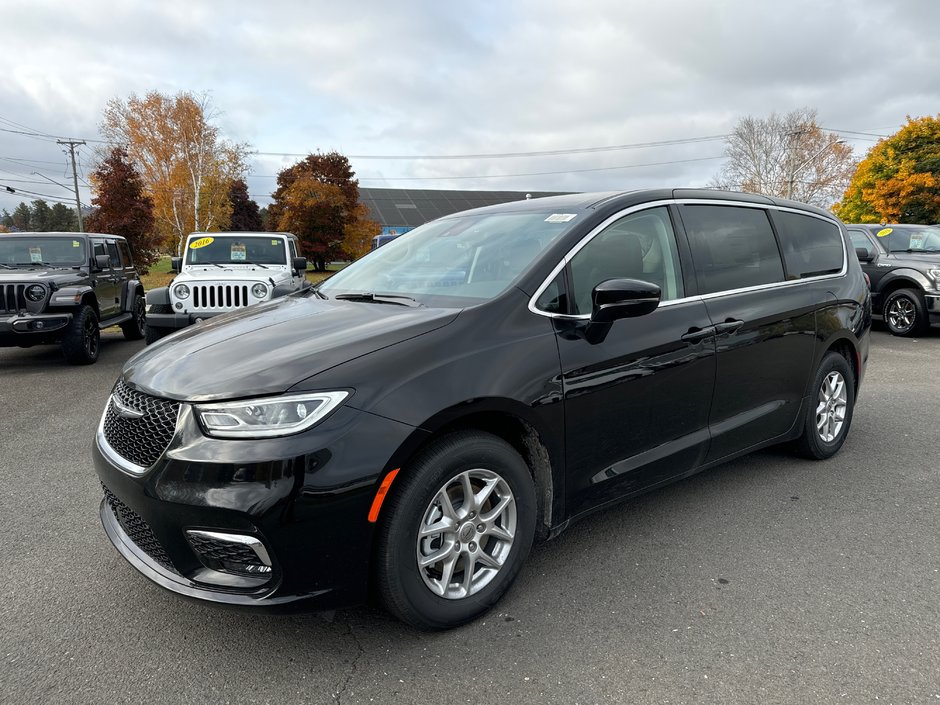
876;228;893;238
231;244;247;261
190;237;215;249
545;214;577;223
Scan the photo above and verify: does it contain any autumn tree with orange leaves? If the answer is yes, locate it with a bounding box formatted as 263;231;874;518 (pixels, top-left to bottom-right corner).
100;91;248;254
834;116;940;224
271;152;380;270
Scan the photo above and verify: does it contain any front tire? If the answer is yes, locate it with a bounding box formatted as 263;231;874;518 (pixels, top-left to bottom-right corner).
61;305;100;365
883;288;928;337
120;294;146;340
376;431;537;630
795;351;855;460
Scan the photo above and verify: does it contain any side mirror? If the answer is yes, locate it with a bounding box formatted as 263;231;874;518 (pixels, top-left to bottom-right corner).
292;256;308;274
170;257;182;273
591;278;661;323
94;254;111;271
855;247;874;263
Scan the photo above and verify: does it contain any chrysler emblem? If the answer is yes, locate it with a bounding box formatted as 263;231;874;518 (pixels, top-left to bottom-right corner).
112;394;145;420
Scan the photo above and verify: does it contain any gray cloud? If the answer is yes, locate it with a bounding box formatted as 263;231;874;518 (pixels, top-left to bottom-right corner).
2;0;938;212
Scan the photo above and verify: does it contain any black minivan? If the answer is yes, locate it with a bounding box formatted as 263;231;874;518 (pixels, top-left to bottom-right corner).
94;189;871;629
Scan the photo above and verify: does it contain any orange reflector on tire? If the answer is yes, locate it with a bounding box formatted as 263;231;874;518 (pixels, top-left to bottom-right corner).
367;468;400;523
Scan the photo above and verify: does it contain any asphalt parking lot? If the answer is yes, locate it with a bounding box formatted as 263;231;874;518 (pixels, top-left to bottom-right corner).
1;327;938;705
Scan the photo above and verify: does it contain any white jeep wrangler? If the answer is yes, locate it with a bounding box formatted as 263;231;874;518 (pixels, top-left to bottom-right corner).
144;231;308;344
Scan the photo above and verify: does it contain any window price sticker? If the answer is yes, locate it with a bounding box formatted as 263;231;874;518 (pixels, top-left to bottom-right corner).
29;247;42;263
231;244;247;261
545;214;577;223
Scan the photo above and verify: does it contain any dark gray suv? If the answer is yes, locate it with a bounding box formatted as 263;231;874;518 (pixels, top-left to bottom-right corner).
0;231;146;364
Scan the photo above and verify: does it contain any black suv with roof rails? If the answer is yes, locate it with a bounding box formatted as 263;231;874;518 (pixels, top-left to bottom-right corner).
846;223;940;336
0;232;146;364
93;189;870;629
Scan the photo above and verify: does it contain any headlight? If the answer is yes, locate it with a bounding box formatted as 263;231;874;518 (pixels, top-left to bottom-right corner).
173;283;191;299
25;284;45;302
195;391;349;438
928;268;940;289
251;283;268;299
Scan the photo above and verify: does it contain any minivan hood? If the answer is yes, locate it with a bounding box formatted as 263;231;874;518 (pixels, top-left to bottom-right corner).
123;293;460;401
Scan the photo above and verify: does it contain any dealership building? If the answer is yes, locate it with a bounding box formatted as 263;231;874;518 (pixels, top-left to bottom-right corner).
359;188;567;238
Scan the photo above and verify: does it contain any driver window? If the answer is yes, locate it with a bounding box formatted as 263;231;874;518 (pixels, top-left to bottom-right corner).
568;207;684;315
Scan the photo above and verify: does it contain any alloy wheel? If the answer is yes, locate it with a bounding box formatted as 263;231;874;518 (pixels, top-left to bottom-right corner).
816;370;847;443
886;296;915;333
84;314;100;357
416;468;517;600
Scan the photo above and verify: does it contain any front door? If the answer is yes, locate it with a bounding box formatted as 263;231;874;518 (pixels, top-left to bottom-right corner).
550;206;717;517
91;239;120;319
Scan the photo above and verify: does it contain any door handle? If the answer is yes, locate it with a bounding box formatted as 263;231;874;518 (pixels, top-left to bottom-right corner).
681;326;715;343
714;319;744;335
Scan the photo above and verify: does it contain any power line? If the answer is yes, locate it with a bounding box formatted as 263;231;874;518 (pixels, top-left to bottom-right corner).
354;155;725;182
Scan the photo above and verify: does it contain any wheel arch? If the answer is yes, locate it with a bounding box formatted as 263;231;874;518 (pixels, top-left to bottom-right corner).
819;333;860;393
380;399;561;541
877;271;929;307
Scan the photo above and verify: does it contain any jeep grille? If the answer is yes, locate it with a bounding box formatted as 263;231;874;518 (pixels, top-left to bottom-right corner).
0;284;27;313
103;380;180;468
191;284;256;311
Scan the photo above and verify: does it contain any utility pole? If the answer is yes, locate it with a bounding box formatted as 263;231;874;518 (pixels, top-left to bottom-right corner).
57;139;86;232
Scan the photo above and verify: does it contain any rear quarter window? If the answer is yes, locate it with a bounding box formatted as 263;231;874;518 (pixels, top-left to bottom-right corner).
679;205;785;295
773;211;844;279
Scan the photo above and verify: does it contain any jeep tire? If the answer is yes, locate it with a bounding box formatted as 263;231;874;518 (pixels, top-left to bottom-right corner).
61;305;100;365
121;294;147;340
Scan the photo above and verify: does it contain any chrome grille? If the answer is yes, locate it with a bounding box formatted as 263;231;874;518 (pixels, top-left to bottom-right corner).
102;380;180;468
191;284;252;311
0;284;26;313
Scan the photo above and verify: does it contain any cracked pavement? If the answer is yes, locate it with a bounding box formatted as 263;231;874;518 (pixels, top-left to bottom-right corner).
2;327;939;704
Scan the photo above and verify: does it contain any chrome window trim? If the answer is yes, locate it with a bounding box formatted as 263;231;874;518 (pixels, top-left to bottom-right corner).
528;198;848;320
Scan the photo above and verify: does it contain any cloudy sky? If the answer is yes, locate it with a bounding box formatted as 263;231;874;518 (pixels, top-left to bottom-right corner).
1;0;938;214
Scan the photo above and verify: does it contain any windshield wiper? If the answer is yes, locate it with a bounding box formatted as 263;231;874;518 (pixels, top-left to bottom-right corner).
0;263;15;269
333;292;422;307
241;260;269;269
898;249;940;254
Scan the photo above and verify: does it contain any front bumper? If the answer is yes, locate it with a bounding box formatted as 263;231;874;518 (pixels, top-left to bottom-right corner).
927;293;940;325
94;397;426;611
0;312;72;345
146;310;224;331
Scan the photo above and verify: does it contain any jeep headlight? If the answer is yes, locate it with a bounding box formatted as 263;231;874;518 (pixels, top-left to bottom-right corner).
25;284;45;302
251;283;268;299
173;283;191;299
928;268;940;290
195;392;348;438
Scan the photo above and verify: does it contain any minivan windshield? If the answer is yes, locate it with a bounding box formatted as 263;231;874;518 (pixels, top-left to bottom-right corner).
185;236;287;265
319;210;577;305
880;226;940;253
0;236;86;267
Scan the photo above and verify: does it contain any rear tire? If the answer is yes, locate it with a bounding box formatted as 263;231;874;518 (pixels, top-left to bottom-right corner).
795;351;855;460
61;305;100;365
120;294;146;340
376;431;537;630
883;288;928;337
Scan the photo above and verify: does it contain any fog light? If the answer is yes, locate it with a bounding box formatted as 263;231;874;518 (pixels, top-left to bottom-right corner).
34;321;44;329
185;530;273;578
175;302;183;310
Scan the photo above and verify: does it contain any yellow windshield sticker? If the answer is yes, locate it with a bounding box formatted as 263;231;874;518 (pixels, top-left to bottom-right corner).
189;236;214;249
876;228;893;238
72;240;81;247
271;239;279;245
231;243;246;261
